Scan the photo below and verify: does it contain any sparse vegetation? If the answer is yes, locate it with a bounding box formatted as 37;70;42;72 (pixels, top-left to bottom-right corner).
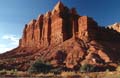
0;69;7;75
50;67;63;74
80;64;95;72
10;69;17;75
28;60;52;73
0;69;120;78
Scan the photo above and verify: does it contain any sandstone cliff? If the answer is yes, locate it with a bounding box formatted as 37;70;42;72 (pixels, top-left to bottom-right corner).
19;1;99;48
0;1;120;71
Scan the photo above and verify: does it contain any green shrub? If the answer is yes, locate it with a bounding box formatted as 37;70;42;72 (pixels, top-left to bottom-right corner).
80;64;95;72
50;67;63;74
28;60;52;73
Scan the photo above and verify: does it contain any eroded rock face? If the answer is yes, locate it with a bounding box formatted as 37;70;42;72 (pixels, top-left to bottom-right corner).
1;1;120;71
77;16;98;41
20;15;43;48
19;2;98;48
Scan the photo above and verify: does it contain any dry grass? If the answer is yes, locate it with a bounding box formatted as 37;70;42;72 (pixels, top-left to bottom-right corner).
34;73;55;77
0;70;120;78
61;71;76;77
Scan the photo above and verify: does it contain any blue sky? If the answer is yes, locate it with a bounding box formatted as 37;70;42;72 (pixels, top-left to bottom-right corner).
0;0;120;53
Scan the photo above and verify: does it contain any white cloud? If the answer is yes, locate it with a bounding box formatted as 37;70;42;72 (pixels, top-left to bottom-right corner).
2;34;19;45
0;45;13;53
0;34;20;53
0;44;6;48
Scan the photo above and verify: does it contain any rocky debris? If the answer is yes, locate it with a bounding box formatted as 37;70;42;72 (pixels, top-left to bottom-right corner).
0;1;120;71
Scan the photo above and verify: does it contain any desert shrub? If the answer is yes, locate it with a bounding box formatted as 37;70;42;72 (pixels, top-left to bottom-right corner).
10;69;17;75
50;67;63;74
105;69;110;72
28;60;52;73
0;69;7;75
80;64;95;72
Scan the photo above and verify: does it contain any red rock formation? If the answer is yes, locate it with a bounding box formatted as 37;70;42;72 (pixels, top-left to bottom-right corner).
0;1;120;71
19;1;99;48
77;16;98;41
